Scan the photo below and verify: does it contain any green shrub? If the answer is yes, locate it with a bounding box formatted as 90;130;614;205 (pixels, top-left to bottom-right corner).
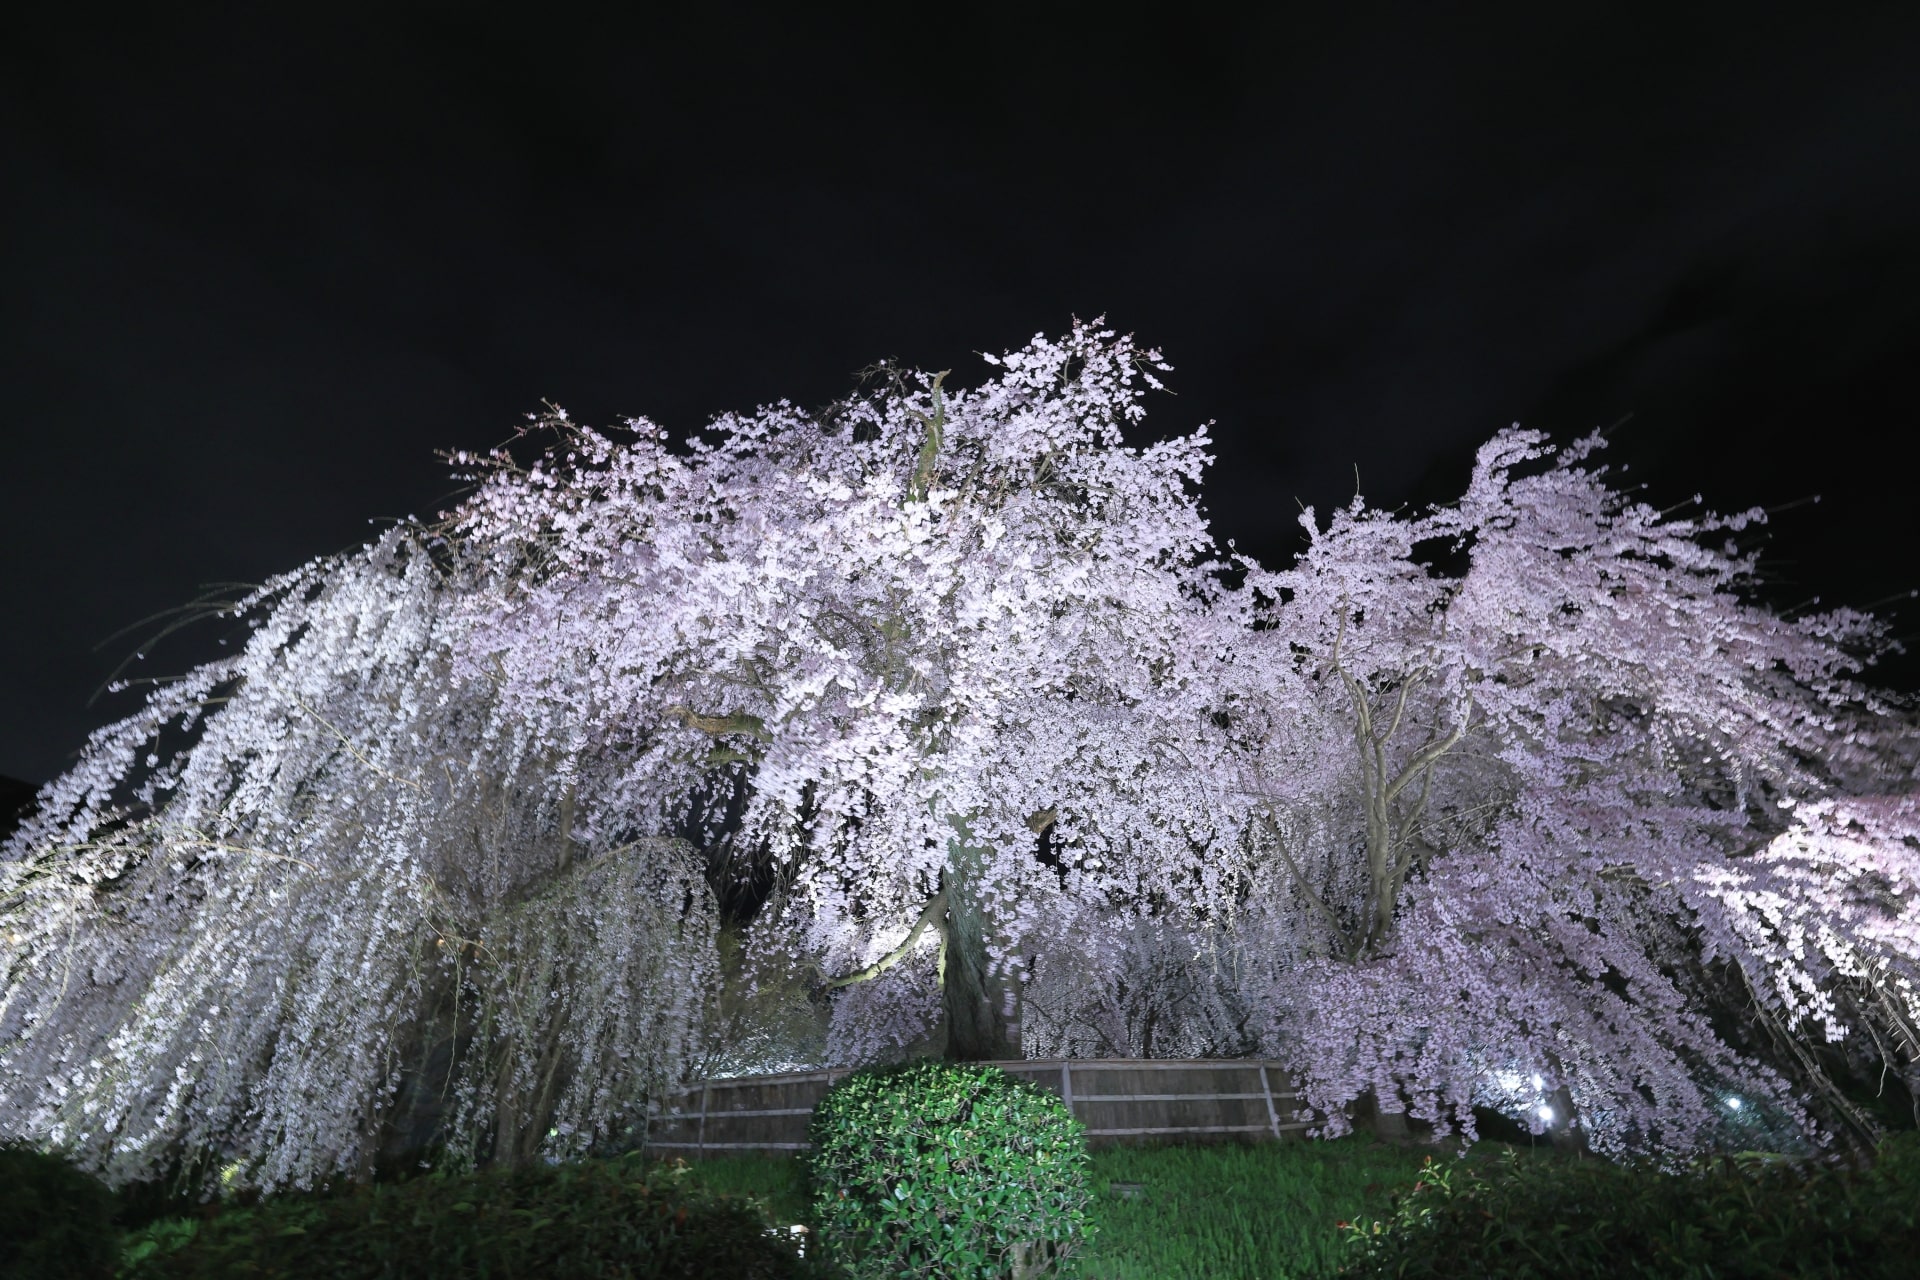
118;1152;822;1279
0;1144;122;1280
806;1059;1097;1279
1336;1134;1920;1279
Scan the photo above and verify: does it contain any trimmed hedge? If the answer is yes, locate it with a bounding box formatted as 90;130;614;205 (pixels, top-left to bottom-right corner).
0;1144;122;1280
1336;1135;1920;1279
119;1152;822;1279
807;1059;1097;1279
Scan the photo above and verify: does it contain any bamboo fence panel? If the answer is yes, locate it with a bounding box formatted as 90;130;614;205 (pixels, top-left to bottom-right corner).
644;1058;1318;1158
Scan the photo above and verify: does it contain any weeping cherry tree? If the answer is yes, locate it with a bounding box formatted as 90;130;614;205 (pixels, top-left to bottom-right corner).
1219;430;1919;1158
4;321;1916;1190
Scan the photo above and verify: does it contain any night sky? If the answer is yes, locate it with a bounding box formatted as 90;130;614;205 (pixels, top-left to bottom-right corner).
4;4;1918;798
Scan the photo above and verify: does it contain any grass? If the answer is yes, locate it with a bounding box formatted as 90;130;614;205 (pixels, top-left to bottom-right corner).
656;1136;1449;1280
1076;1138;1441;1279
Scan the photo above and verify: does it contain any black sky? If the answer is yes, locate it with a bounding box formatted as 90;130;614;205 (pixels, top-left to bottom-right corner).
4;3;1918;790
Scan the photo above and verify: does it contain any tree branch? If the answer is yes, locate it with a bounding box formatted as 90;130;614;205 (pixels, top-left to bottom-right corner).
818;887;949;995
290;694;424;792
906;370;951;502
666;705;772;742
1383;707;1472;803
1261;811;1350;955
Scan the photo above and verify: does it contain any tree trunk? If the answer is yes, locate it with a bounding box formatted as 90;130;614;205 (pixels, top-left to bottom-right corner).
939;845;1019;1062
1542;1053;1588;1154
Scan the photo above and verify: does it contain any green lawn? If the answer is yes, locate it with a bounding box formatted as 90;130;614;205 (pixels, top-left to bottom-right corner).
661;1136;1443;1280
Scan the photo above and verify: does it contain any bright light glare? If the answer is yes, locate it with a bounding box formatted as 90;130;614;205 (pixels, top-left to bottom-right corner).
1727;1096;1743;1111
1537;1105;1555;1123
1531;1074;1545;1090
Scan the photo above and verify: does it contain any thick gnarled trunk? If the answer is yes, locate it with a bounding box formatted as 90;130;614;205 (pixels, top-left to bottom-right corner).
816;835;1022;1061
938;870;1018;1061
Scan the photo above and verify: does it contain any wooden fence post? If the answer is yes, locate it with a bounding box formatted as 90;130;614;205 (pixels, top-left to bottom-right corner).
1258;1063;1282;1140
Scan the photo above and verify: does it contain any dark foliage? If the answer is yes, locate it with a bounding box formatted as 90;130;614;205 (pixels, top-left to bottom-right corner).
0;1144;122;1280
120;1152;822;1279
1336;1134;1920;1279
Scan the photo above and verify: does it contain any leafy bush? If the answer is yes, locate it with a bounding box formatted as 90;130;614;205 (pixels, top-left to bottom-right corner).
119;1152;822;1279
0;1144;121;1280
806;1059;1097;1279
1336;1134;1920;1279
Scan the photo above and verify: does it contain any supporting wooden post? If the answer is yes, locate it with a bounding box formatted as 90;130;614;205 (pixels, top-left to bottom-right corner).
1258;1064;1283;1141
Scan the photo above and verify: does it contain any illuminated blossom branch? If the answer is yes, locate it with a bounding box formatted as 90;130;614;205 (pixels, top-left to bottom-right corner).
0;539;716;1191
1694;796;1920;1128
439;320;1238;1067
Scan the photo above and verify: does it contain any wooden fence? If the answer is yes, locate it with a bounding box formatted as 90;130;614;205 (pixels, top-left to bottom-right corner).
644;1058;1319;1158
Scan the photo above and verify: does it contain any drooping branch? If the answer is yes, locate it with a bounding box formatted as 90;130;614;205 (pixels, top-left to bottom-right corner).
290;693;424;793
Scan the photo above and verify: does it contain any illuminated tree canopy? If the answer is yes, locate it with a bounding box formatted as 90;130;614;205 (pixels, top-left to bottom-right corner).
3;320;1915;1190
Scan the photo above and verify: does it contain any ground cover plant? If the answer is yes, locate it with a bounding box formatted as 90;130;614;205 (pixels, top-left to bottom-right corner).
660;1134;1920;1280
14;1129;1919;1279
1074;1138;1438;1280
649;1138;1460;1280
